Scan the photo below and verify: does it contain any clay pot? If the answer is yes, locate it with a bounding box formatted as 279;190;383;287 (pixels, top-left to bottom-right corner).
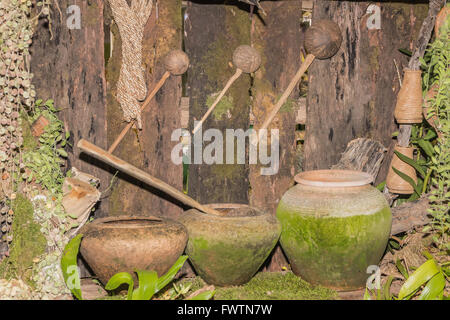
276;170;392;291
178;204;280;286
79;215;188;285
386;145;418;194
394;69;423;124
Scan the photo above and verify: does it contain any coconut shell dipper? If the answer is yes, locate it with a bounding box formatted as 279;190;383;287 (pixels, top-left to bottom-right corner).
259;19;342;132
78;139;223;217
192;45;261;134
108;50;190;153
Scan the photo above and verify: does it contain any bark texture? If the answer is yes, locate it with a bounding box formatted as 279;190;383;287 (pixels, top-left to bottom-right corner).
106;0;184;219
30;0;110;214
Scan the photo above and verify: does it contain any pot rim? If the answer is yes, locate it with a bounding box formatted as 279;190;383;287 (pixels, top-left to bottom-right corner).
188;203;267;219
82;215;167;230
294;169;373;188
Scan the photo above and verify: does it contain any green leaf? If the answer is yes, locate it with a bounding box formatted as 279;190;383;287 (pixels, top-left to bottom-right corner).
376;181;386;191
394;150;426;177
395;259;409;280
61;234;83;300
392;167;421;195
132;270;158;300
417;139;435;158
105;272;134;300
57;148;68;157
419;272;445;300
189;290;216;300
156;255;188;293
398;259;440;300
398;48;412;57
384;276;394;300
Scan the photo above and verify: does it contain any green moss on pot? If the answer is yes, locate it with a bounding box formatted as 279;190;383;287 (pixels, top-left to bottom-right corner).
276;171;392;291
178;205;280;286
277;205;391;290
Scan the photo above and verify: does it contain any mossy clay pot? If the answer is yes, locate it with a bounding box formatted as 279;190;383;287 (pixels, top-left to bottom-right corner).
79;215;188;285
178;204;281;286
276;170;392;291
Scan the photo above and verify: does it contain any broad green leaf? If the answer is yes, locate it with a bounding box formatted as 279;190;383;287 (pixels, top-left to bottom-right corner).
105;272;134;300
392;167;421;195
394;150;425;177
398;259;440;300
189;290;216;300
156;255;188;293
61;234;83;300
419;272;445;300
132;270;158;300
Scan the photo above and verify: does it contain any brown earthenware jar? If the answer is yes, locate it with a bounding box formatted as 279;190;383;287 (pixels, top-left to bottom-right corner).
386;145;418;194
394;69;423;124
79;215;188;285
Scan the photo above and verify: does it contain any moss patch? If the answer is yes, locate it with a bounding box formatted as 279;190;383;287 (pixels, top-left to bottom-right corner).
0;194;46;285
206;94;234;121
178;272;338;300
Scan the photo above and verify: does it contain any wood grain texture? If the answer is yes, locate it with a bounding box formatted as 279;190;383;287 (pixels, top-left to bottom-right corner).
185;2;252;205
30;0;110;214
304;1;428;185
249;1;302;271
106;0;184;219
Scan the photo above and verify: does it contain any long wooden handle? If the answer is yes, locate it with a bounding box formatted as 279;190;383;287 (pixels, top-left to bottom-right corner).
78;139;223;216
192;68;243;134
260;54;315;131
108;71;171;154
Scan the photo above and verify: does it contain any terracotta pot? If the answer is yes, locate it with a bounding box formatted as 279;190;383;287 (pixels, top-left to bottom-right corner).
394;69;423;124
276;170;391;291
178;204;280;286
386;145;418;194
79;215;188;285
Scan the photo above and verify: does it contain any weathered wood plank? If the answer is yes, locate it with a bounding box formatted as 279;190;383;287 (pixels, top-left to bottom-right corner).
30;0;110;214
106;0;184;219
185;2;252;205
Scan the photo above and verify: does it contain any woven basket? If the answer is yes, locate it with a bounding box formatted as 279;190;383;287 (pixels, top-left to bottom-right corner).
394;69;423;124
386;145;417;194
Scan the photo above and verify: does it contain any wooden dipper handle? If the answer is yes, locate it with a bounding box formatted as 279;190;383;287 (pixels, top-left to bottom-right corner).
78;139;223;216
108;71;171;154
193;69;243;134
260;54;315;132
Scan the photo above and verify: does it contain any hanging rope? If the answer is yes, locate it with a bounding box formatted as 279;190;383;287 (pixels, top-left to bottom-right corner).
108;0;153;129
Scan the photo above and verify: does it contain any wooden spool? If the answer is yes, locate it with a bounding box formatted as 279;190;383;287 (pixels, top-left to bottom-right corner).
394;69;423;124
192;45;261;134
386;145;418;194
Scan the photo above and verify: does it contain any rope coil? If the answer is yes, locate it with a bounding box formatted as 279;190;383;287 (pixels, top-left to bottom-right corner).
108;0;153;129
